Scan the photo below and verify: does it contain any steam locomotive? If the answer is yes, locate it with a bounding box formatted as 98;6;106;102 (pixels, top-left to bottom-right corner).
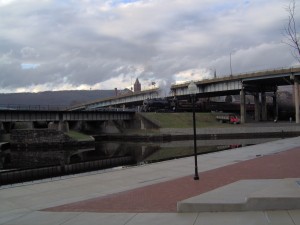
140;95;295;120
141;97;243;113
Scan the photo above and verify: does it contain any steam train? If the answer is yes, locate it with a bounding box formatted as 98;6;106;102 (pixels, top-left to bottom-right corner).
141;97;245;113
140;96;295;120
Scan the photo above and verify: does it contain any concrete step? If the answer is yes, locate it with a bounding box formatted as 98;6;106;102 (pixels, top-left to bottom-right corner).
177;178;300;212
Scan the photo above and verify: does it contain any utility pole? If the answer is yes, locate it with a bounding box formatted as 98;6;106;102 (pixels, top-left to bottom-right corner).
230;53;233;76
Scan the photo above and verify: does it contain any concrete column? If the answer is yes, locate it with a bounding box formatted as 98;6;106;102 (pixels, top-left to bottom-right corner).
254;93;260;122
295;78;300;123
273;91;278;121
240;89;246;123
0;122;3;141
58;121;69;132
261;92;267;121
141;119;145;130
2;122;12;133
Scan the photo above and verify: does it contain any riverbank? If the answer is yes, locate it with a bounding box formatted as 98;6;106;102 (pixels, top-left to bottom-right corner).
159;121;300;135
98;122;300;142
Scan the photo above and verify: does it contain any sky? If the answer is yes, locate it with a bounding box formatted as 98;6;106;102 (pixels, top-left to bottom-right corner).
0;0;299;93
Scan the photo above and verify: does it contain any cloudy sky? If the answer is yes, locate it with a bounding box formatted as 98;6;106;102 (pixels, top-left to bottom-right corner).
0;0;299;93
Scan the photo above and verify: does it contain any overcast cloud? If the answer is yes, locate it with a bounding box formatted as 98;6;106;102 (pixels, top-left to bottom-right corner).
0;0;299;93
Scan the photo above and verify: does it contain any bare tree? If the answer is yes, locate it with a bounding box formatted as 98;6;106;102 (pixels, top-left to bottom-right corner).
284;0;300;63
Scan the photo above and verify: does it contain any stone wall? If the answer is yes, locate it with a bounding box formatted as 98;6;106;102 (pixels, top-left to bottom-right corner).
10;129;77;154
10;129;73;144
8;129;95;168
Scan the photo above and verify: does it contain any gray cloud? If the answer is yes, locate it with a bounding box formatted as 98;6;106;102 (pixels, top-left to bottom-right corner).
0;0;298;92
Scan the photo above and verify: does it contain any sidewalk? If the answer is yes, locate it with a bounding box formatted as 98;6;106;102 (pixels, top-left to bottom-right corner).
44;147;300;213
1;136;300;224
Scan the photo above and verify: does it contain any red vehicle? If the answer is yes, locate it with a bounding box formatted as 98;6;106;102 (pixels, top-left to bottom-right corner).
216;114;240;124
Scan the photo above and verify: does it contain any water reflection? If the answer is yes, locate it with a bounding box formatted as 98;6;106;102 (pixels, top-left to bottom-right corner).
1;138;282;186
95;138;279;164
2;138;279;170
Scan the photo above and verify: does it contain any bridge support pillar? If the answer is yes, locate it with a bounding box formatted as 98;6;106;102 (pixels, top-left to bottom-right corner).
141;119;145;130
273;91;278;121
254;93;260;122
2;122;12;133
240;89;246;123
58;121;69;133
261;92;267;121
295;78;300;124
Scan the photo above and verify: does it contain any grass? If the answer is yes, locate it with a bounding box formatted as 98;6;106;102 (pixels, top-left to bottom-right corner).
66;130;94;141
140;112;232;128
1;130;92;142
0;134;10;142
124;129;161;135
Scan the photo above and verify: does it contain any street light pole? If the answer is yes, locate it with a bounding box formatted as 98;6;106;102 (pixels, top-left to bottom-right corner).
192;94;199;180
188;81;199;180
230;53;233;76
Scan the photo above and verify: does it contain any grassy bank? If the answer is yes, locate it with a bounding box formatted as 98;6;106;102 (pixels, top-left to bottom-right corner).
140;112;232;128
66;130;94;141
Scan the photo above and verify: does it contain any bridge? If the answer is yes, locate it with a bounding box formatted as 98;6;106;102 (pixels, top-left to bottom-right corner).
171;67;300;96
0;109;135;122
0;109;135;132
171;67;300;123
67;66;300;124
69;88;160;111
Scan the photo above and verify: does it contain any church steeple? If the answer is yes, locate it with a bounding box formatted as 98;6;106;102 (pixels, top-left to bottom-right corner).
134;78;141;92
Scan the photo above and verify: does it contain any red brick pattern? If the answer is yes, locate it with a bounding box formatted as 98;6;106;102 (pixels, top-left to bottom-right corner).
44;147;300;213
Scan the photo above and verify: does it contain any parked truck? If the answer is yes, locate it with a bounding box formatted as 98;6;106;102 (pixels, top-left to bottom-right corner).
215;113;240;124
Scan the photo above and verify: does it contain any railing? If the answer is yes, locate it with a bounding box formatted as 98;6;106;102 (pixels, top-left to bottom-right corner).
230;65;300;77
84;107;137;112
172;65;300;87
0;104;67;111
0;156;134;187
0;104;137;112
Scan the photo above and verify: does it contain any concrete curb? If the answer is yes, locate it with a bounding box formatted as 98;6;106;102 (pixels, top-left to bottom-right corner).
177;178;300;212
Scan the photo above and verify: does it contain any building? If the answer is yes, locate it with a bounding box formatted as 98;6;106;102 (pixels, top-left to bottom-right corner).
114;88;133;96
134;78;141;92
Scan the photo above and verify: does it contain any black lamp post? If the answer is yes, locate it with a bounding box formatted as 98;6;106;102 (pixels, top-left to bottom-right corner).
188;81;199;180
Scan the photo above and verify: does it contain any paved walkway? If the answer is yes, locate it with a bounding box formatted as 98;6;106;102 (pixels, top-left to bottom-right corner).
44;147;300;213
0;136;300;224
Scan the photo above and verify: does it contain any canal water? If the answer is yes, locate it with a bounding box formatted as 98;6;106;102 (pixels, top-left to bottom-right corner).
3;138;280;170
0;137;281;186
94;138;279;165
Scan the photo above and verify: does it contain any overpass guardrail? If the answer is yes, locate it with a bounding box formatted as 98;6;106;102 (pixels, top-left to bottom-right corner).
0;104;136;112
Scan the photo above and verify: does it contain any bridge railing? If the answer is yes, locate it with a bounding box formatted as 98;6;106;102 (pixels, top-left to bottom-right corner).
0;104;68;111
0;104;138;113
227;65;300;78
84;107;137;112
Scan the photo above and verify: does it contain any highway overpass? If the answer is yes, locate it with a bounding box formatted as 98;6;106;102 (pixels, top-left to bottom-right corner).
68;88;160;111
171;67;300;123
67;67;300;123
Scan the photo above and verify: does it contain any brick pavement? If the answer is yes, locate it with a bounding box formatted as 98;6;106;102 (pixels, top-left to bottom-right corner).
44;147;300;213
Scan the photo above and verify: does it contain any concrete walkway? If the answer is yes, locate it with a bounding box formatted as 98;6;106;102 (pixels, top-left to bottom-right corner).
1;136;300;224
